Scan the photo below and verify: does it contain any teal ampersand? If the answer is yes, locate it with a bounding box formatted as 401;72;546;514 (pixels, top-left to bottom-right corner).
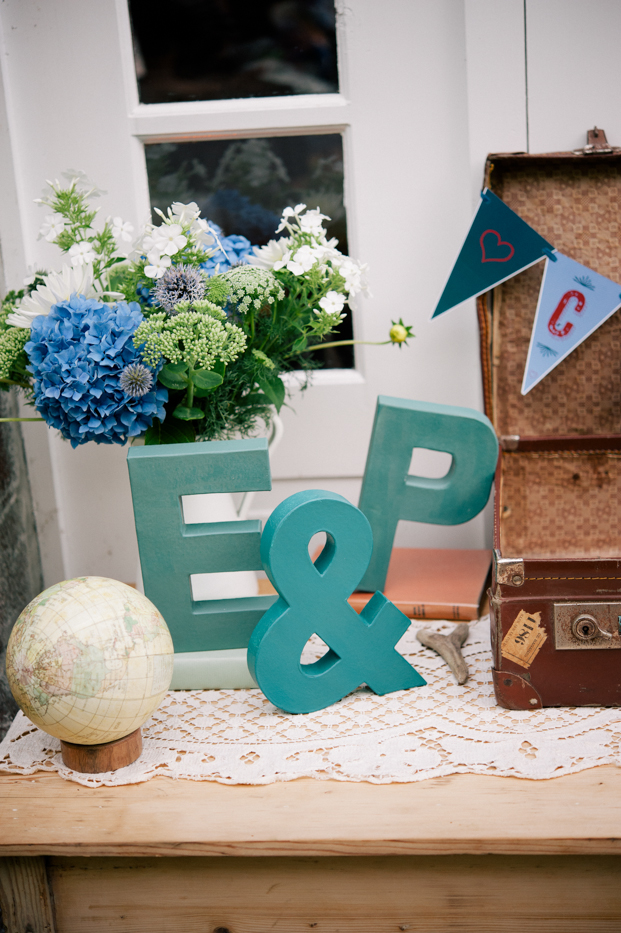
247;490;426;714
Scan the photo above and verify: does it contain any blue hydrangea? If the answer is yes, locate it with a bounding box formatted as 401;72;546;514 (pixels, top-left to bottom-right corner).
200;231;255;276
136;281;157;308
25;294;168;447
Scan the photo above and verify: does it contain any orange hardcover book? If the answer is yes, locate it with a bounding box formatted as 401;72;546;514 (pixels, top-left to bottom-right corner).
260;548;492;621
349;548;491;620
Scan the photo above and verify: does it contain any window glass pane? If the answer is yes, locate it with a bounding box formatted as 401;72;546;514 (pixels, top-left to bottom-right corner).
145;134;352;367
129;0;339;104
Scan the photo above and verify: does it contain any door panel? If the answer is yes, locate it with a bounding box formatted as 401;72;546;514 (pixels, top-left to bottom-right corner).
12;1;615;578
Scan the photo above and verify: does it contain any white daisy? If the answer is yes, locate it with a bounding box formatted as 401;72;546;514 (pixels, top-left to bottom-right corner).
6;264;97;328
252;237;292;270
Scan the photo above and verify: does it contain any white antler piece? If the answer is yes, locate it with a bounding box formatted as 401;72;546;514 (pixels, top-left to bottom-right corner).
416;623;470;685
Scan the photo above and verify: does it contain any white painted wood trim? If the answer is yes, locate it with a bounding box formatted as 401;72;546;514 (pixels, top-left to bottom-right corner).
129;95;351;141
282;369;365;388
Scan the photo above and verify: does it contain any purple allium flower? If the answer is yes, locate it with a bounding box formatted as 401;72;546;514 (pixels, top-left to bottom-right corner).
154;263;205;313
25;294;167;448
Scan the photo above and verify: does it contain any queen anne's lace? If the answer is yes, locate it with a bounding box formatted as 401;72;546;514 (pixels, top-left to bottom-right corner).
2;617;620;788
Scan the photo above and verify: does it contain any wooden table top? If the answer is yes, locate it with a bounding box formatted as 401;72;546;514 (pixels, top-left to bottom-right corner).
1;765;620;858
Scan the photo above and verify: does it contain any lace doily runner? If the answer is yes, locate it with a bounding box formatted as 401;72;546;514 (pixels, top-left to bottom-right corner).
1;616;620;788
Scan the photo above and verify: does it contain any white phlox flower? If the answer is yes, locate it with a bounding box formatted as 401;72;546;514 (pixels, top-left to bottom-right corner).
318;290;346;314
6;263;97;328
61;169;105;197
111;217;134;243
332;256;368;296
313;306;346;328
281;203;306;219
39;214;66;242
152;223;187;257
144;253;172;279
69;240;96;267
190;217;217;250
171;201;201;225
276;203;308;233
299;208;331;236
252;237;292;270
139;230;159;256
280;244;325;275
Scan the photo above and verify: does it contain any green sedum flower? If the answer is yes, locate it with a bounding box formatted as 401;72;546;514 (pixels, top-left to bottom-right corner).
133;311;247;370
174;298;226;320
0;326;30;383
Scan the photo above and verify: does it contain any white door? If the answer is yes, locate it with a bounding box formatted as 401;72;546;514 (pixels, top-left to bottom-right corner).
2;0;620;584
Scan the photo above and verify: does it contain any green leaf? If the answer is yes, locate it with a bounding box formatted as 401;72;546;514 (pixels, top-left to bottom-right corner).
173;405;205;421
143;424;161;445
166;362;189;373
158;366;189;390
212;360;226;376
191;369;223;390
256;374;286;412
144;419;195;444
292;335;308;353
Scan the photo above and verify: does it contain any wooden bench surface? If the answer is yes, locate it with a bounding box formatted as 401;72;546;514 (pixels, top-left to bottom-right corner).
2;764;621;857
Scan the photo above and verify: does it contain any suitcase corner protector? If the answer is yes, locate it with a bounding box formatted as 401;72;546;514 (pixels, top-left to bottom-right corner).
492;668;543;710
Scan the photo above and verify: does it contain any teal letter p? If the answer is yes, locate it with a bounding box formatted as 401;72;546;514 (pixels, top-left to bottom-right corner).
357;397;498;592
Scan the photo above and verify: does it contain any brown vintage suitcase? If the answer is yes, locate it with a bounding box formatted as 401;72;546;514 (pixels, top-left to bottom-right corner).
479;128;621;709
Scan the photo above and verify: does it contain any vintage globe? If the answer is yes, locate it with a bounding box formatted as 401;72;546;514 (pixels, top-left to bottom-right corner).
6;576;174;745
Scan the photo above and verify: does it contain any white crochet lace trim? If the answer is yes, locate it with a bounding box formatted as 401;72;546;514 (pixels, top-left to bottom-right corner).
1;616;620;788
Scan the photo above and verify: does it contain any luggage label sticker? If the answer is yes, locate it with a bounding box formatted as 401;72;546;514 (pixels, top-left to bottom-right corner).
501;610;547;668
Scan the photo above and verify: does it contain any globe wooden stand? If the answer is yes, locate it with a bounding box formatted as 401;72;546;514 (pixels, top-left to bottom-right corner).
60;728;143;774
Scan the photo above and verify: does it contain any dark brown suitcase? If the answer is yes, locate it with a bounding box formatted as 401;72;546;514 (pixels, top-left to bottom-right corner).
479;128;621;709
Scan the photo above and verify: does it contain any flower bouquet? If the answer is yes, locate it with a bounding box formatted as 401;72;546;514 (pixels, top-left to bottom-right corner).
0;172;412;446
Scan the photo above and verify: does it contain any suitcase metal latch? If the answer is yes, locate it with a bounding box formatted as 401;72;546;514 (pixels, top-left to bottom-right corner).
554;602;621;649
573;126;616;155
493;550;524;586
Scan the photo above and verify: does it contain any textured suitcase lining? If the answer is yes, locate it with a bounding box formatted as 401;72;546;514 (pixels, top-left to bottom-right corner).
490;161;621;438
499;449;621;558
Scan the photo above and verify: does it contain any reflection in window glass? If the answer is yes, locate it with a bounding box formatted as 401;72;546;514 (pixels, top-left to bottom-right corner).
145;134;353;367
129;0;339;104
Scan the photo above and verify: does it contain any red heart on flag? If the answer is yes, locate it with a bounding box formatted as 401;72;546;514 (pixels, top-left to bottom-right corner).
480;229;515;263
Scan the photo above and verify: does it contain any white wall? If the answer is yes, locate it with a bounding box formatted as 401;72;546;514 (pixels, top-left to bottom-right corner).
0;1;144;584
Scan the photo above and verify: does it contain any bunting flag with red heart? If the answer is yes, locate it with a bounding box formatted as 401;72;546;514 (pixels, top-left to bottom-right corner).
431;189;553;319
521;251;621;394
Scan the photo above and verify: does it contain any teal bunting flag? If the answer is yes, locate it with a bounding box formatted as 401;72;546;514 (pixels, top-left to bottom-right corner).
431;189;553;319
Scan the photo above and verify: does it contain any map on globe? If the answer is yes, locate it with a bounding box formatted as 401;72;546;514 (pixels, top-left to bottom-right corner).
6;576;174;745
